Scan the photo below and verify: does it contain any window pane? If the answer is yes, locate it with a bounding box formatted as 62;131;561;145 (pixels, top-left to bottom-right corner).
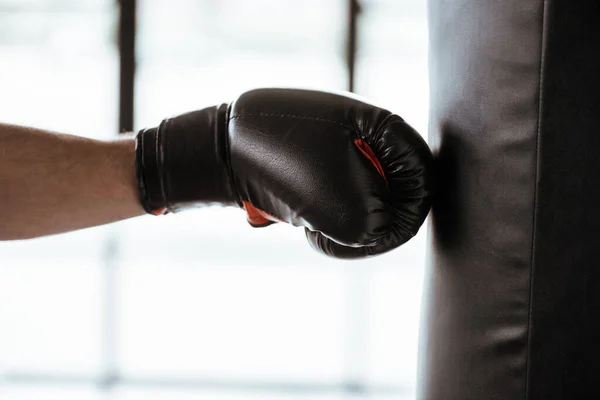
135;0;346;125
0;231;109;374
0;0;118;139
356;0;429;136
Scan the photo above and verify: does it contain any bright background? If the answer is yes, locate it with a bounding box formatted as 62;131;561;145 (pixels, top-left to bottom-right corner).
0;0;429;399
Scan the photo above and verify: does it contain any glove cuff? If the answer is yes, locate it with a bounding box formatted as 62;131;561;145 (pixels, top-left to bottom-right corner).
135;104;239;215
135;126;168;215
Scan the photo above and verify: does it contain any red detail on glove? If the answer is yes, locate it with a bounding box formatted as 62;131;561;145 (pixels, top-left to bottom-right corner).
151;207;168;216
353;138;387;183
243;201;282;226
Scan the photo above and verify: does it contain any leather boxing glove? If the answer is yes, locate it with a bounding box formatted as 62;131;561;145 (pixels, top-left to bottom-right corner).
135;88;433;259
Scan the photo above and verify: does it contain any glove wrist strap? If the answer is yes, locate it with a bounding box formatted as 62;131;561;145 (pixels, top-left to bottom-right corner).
135;105;239;216
135;127;169;215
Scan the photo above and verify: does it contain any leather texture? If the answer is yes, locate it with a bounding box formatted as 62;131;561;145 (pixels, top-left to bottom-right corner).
136;88;433;258
421;1;600;398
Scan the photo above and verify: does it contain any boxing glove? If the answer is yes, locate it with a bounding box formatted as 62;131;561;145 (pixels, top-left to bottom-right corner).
135;88;432;259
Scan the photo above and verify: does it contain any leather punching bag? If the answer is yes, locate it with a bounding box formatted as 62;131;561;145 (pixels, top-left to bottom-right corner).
419;1;600;399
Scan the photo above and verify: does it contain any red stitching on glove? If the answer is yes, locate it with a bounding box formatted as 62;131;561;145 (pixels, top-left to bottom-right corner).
353;138;387;183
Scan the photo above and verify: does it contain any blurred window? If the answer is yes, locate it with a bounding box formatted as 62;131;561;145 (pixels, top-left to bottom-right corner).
0;1;428;399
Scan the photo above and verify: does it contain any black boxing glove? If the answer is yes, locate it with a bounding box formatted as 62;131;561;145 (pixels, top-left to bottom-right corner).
135;88;432;259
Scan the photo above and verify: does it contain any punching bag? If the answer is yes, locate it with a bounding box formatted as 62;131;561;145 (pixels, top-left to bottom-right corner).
419;1;600;399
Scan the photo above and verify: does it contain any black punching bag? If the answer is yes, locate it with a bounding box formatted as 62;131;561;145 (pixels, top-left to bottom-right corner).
419;1;600;399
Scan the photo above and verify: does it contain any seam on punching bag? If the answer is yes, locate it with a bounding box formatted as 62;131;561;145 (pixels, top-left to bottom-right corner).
525;0;549;398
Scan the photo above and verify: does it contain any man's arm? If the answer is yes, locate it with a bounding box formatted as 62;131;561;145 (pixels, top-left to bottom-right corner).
0;88;433;258
0;123;144;240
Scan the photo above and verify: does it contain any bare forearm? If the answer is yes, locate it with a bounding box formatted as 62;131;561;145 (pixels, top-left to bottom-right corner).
0;124;144;240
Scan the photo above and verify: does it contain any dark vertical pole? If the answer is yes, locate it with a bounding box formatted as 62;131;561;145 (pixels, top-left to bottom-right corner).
346;0;360;92
119;0;136;133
